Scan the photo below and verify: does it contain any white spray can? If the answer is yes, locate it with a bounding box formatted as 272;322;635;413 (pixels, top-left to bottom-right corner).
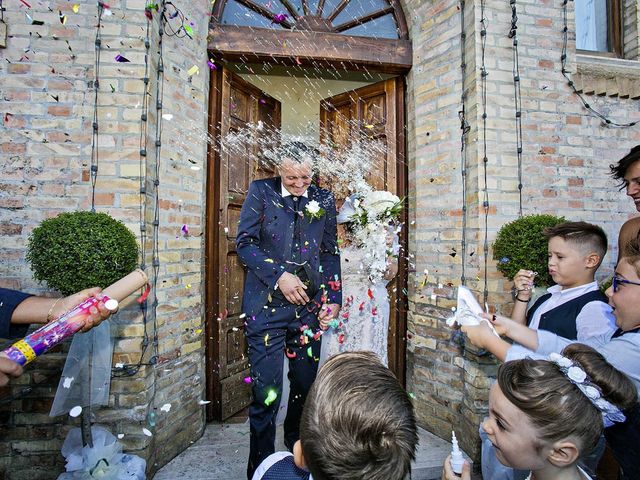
450;431;464;475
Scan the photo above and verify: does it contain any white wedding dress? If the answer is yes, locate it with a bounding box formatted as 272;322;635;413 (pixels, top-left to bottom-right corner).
319;245;390;366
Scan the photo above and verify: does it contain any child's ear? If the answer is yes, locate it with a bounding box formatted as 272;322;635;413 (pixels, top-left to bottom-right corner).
584;252;600;269
547;440;580;467
293;440;306;469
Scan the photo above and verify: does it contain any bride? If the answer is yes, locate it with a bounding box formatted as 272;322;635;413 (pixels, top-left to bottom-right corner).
319;190;402;366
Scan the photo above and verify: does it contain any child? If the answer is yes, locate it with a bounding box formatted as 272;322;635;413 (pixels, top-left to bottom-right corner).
463;233;640;479
252;351;418;480
510;221;615;341
442;344;636;480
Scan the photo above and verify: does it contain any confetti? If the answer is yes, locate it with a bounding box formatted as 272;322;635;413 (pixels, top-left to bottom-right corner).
264;333;270;346
69;406;82;417
63;377;74;388
181;224;189;235
207;59;217;71
243;376;252;384
142;428;153;437
272;13;288;24
264;389;277;406
307;346;313;357
187;65;199;76
115;54;131;63
160;403;171;413
198;400;211;405
183;25;194;37
72;4;80;13
25;13;44;26
59;11;67;25
117;434;125;439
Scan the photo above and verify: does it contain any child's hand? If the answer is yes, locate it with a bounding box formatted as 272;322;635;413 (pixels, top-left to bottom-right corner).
513;269;535;299
441;454;471;480
460;322;495;349
479;312;510;336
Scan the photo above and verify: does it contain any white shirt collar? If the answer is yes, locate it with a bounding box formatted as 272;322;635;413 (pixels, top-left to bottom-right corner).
281;183;308;198
546;281;599;296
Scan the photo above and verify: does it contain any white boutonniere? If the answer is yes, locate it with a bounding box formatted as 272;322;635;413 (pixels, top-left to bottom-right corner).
305;200;325;221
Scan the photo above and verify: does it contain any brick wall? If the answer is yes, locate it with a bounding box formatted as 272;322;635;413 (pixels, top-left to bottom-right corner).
0;0;211;477
404;0;640;461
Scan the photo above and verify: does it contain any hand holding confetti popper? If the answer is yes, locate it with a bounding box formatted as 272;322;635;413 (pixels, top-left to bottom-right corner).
2;269;148;366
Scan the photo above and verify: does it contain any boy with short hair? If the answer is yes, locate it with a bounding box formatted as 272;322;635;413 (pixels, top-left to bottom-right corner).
510;221;615;341
252;351;418;480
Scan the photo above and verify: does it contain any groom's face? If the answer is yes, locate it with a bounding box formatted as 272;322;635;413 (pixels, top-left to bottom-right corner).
279;159;313;197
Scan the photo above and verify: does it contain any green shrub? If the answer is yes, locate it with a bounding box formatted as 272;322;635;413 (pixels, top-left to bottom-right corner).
26;211;139;295
600;276;613;294
493;214;566;288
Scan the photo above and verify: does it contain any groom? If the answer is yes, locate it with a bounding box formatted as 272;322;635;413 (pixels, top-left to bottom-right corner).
237;142;342;479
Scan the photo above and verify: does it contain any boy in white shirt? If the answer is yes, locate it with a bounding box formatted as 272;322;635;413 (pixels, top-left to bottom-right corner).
510;221;615;341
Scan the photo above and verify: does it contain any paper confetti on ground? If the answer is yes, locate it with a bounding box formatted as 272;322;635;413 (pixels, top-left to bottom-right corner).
63;377;74;388
160;403;172;413
143;428;153;437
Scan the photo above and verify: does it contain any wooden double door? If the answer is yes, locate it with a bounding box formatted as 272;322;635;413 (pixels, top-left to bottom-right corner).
205;67;407;421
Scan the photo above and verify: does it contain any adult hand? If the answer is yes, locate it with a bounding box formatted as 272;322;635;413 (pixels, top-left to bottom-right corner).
318;303;340;329
277;272;309;305
53;287;116;332
441;454;471;480
0;355;23;386
513;269;535;299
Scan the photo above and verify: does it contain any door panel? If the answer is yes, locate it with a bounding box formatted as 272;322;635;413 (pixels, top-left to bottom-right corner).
206;66;281;421
319;77;407;384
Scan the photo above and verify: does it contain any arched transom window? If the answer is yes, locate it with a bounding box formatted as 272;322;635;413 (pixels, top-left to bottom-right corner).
215;0;408;39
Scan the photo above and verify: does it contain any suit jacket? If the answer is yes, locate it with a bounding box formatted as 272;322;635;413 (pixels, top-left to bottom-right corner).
236;177;342;318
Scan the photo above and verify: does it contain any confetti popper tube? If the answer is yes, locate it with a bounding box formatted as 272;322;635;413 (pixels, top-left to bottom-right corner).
2;269;148;366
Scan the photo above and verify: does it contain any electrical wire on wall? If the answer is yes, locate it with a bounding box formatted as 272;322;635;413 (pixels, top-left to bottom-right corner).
89;2;105;212
480;0;490;306
560;0;637;128
509;0;524;216
459;0;470;286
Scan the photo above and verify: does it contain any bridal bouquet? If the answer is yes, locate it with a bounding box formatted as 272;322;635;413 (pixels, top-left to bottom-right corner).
344;190;403;283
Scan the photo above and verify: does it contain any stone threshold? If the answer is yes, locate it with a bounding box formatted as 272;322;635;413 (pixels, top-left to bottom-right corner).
153;422;473;480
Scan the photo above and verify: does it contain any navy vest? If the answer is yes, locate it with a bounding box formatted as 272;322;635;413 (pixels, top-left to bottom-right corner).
526;289;609;340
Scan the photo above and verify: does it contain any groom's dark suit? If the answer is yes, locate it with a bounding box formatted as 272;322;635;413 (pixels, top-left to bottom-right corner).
237;177;341;478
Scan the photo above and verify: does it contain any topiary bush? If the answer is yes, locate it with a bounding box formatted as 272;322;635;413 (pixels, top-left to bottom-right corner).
26;211;139;296
493;214;566;288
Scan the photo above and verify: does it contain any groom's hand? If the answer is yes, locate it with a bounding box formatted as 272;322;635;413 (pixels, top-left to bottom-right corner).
277;272;309;305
